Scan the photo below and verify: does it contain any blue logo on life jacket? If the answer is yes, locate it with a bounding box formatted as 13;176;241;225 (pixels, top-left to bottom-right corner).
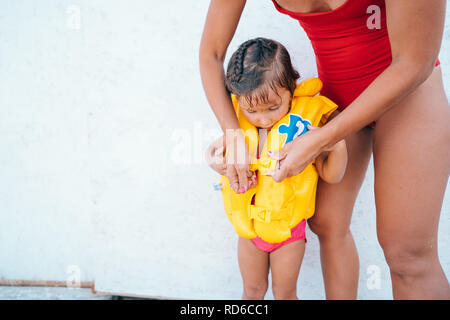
278;114;311;145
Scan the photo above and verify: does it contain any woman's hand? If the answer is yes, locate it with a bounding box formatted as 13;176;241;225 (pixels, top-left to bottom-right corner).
225;129;254;193
205;136;227;175
266;125;329;182
205;132;257;193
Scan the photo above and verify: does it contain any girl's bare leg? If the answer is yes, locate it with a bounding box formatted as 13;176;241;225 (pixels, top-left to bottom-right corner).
269;239;306;300
308;127;374;299
237;237;270;299
373;66;450;299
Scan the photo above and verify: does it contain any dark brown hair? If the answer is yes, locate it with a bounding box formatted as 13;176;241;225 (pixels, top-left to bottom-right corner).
225;37;300;107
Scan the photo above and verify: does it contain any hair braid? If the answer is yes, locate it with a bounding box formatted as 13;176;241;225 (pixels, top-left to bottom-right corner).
229;39;257;83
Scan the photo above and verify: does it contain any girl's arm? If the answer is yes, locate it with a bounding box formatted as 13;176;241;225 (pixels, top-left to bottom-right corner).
268;0;446;182
199;0;252;193
311;127;348;184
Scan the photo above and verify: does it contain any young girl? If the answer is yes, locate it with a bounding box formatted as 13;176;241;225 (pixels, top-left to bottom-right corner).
206;37;348;300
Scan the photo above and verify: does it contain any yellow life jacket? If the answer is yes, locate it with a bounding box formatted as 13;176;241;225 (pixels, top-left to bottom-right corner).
220;78;338;243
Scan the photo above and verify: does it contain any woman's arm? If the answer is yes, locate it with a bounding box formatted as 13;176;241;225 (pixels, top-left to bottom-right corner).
199;0;252;193
268;0;446;182
199;0;246;132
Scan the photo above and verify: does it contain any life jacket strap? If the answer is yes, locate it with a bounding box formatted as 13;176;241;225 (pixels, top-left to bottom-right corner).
248;200;295;224
250;156;278;175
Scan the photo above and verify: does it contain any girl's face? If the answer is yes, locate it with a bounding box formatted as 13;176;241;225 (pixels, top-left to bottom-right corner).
238;86;292;130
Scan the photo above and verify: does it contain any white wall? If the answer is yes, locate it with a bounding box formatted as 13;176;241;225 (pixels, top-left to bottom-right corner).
0;0;449;299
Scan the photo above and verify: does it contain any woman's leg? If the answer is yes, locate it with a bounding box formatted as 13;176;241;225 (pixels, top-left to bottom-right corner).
270;239;306;300
308;126;374;299
237;236;270;299
373;66;450;299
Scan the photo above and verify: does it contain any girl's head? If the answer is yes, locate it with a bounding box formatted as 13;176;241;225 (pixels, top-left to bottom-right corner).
225;37;300;130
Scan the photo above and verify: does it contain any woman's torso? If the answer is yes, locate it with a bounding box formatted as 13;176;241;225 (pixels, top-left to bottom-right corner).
273;0;350;14
271;0;393;110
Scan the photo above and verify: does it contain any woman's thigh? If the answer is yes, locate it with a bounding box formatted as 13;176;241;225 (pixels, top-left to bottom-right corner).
373;66;450;262
308;126;373;237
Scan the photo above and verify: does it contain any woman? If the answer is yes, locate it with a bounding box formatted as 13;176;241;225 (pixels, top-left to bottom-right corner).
199;0;450;299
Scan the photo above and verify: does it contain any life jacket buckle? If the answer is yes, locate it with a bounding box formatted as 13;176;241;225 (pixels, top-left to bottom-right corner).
248;205;271;224
256;156;277;175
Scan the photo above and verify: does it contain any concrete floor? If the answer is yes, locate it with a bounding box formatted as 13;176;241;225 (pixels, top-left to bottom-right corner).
0;286;113;300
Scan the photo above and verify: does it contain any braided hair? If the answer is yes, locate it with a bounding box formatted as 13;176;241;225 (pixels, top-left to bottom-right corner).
225;37;300;108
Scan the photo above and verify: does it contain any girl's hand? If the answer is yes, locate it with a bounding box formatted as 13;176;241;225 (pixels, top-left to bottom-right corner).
266;124;328;182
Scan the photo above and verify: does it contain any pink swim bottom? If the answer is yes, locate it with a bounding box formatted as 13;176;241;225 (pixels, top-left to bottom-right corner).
251;220;307;253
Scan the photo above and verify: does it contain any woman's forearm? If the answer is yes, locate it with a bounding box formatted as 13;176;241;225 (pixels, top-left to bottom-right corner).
320;59;436;149
198;0;246;133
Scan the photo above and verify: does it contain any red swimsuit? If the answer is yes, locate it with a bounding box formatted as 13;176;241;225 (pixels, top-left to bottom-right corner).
271;0;440;112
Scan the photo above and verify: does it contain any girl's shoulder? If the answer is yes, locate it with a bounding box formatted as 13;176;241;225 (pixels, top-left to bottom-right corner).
293;78;323;98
